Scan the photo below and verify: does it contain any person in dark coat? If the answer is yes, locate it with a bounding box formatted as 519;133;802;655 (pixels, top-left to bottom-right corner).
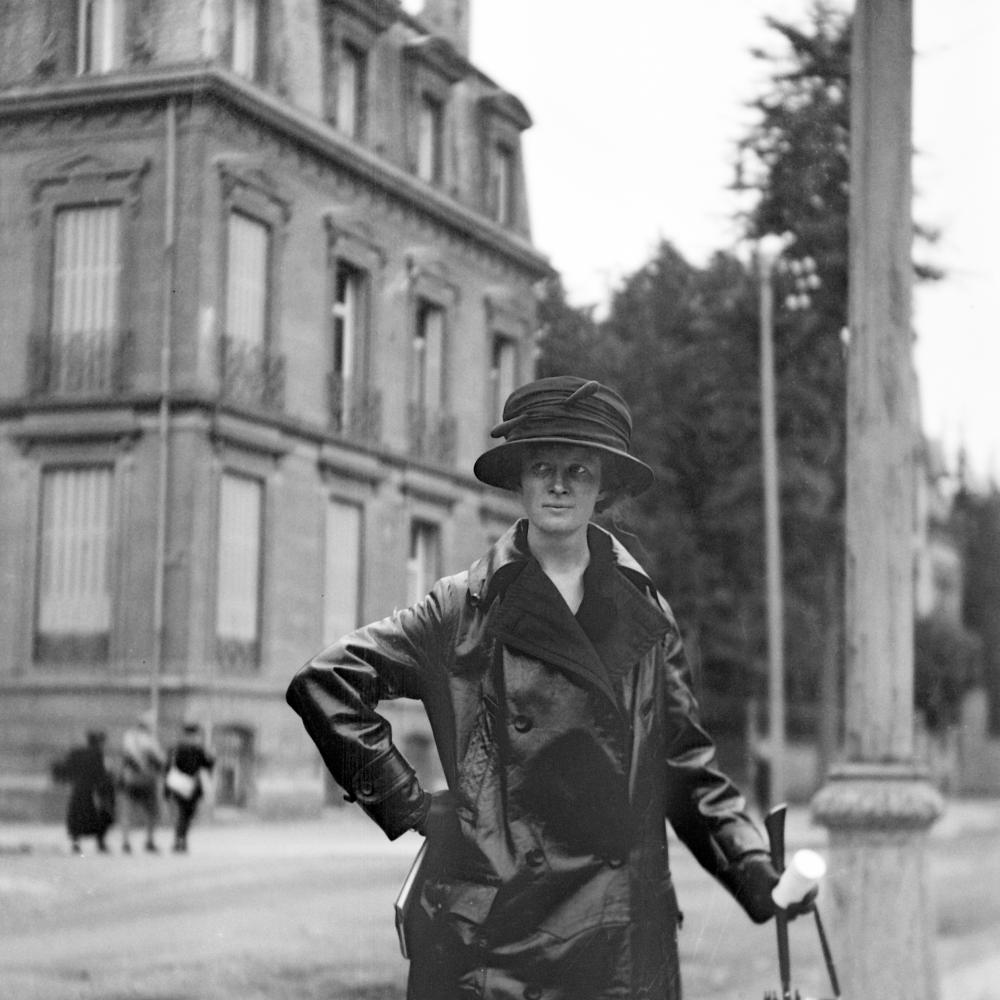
164;722;216;853
52;730;115;854
287;377;812;1000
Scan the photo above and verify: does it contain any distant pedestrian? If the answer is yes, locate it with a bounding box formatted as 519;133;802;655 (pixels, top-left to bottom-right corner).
52;730;116;854
118;709;166;853
164;722;216;853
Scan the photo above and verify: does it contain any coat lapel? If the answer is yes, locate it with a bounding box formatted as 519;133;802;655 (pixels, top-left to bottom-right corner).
489;558;620;706
469;519;671;709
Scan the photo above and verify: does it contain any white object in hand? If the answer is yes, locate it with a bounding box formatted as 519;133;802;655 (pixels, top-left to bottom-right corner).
771;848;826;908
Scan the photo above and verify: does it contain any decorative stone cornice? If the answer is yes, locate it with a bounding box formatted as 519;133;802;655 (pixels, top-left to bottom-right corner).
0;66;552;279
24;150;150;222
479;89;532;131
402;35;470;84
329;0;401;34
811;762;944;832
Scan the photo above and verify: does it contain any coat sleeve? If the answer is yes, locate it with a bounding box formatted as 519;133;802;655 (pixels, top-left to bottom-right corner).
286;577;458;840
658;621;778;923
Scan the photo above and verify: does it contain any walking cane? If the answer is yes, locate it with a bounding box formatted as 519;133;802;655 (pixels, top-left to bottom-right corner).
762;803;842;1000
764;804;794;1000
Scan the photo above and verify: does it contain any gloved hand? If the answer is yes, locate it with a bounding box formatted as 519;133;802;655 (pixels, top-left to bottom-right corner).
413;789;459;840
732;856;817;924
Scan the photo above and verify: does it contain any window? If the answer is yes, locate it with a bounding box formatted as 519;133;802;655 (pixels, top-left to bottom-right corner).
225;211;269;346
216;161;289;411
36;466;113;660
417;94;444;183
491;143;515;225
336;42;367;139
77;0;125;74
331;261;363;418
50;205;122;392
213;725;254;807
324;499;362;645
216;473;263;666
231;0;261;80
413;300;445;411
490;335;518;421
407;520;441;605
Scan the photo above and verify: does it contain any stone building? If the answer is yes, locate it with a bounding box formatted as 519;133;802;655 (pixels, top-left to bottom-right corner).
0;0;550;819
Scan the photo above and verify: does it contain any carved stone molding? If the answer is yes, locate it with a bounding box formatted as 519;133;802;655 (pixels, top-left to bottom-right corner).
25;150;150;225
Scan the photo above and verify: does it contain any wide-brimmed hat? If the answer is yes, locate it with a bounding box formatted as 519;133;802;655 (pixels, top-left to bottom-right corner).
473;376;653;496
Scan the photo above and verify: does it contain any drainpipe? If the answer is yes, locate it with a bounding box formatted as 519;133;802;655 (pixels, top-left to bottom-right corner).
151;97;177;726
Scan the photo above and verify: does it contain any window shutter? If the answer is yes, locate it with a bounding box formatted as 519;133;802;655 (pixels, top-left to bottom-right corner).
216;473;262;642
422;305;444;408
52;205;121;337
323;500;362;645
38;467;113;633
226;212;269;346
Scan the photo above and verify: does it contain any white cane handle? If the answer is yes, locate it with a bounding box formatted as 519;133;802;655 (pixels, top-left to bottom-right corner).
771;849;826;908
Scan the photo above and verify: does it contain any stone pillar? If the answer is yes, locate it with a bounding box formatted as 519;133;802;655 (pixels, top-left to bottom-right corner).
811;2;943;998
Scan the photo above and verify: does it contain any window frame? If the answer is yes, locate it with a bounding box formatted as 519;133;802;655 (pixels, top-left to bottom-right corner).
214;468;266;673
322;495;365;647
33;463;117;664
323;213;385;443
416;91;445;185
26;151;149;395
321;0;394;141
226;0;268;83
76;0;126;75
407;518;442;606
402;36;467;188
483;289;530;437
215;160;290;410
478;90;531;228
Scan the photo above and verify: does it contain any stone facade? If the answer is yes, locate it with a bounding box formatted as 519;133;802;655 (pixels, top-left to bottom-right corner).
0;0;549;819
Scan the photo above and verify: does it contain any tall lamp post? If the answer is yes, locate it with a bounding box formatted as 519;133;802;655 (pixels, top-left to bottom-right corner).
757;232;791;806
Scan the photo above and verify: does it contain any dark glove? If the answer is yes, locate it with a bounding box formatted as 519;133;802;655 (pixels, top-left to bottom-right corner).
413;789;459;840
731;856;817;924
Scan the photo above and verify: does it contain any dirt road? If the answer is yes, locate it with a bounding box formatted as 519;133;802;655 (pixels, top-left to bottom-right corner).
1;804;998;999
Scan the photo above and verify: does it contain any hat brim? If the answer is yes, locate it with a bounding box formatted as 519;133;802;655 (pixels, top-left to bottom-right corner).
473;437;654;496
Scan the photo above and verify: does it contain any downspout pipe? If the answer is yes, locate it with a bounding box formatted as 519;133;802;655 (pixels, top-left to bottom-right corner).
151;96;177;726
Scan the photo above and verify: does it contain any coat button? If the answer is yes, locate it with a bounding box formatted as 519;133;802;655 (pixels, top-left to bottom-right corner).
524;987;542;1000
357;781;373;797
525;848;545;868
512;714;533;733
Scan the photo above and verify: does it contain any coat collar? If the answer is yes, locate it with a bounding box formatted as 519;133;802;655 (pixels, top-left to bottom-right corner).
467;520;670;708
468;519;661;610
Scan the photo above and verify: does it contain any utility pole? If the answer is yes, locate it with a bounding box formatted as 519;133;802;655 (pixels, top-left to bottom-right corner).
812;2;943;998
758;234;790;806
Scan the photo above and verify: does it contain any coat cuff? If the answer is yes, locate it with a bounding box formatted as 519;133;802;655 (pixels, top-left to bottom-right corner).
721;852;779;924
349;747;426;840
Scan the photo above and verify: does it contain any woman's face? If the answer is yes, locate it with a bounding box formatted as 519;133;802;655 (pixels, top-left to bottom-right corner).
517;445;604;538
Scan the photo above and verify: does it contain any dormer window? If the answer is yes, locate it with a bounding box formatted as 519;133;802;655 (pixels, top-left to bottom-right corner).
479;90;532;228
231;0;264;81
77;0;125;74
323;0;395;143
336;41;367;140
417;94;444;184
491;142;515;226
403;36;468;188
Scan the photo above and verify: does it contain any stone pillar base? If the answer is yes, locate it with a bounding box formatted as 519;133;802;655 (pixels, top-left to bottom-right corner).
811;763;944;1000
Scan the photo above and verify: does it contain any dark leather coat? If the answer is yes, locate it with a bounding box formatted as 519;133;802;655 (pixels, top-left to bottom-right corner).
287;520;774;1000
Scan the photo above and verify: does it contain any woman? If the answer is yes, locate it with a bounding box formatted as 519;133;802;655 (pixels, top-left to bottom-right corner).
52;730;115;854
287;376;805;1000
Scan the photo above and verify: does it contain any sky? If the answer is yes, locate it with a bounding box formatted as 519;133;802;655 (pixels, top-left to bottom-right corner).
448;0;999;485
